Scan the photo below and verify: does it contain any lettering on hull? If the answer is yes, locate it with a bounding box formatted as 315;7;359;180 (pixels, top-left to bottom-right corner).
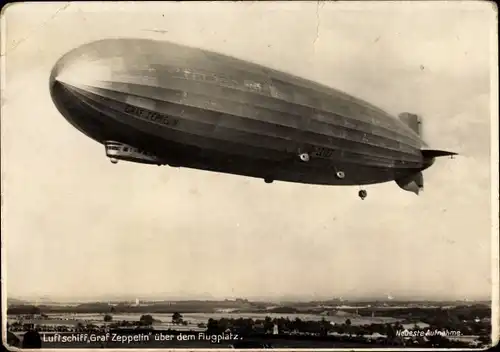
124;104;179;127
313;146;334;158
311;146;397;167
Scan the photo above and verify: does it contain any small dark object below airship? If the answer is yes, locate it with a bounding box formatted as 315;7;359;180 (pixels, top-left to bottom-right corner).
49;38;456;199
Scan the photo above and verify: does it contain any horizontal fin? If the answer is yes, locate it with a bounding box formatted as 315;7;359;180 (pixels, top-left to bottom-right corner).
421;149;458;158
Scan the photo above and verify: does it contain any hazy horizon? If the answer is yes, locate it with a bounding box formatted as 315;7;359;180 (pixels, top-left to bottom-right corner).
1;2;497;302
7;293;492;304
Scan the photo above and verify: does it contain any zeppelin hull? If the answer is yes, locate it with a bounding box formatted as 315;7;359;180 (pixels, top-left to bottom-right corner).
50;39;427;185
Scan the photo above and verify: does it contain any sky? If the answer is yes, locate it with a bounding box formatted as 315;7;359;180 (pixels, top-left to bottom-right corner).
1;1;498;302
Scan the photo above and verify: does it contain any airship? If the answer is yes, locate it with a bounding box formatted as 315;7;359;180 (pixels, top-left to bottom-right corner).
49;38;456;199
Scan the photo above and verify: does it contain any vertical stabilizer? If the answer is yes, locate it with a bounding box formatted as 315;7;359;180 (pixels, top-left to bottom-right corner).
398;112;422;136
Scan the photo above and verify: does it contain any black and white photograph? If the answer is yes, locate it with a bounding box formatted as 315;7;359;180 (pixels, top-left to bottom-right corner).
1;1;498;349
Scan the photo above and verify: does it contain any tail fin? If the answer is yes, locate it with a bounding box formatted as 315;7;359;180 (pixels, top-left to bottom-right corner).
398;112;422;136
395;172;424;195
395;150;457;195
421;149;458;159
420;149;457;169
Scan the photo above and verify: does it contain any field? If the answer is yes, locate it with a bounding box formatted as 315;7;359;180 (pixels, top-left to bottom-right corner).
7;301;492;348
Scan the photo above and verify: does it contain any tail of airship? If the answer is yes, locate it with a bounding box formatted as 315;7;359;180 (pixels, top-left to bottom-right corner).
395;113;457;195
398;112;424;143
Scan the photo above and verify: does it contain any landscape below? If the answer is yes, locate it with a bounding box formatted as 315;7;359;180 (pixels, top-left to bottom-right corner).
6;298;492;348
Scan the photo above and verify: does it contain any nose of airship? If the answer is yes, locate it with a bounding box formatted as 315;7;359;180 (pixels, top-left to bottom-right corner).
49;42;122;127
49;42;124;143
49;54;77;127
49;57;66;114
50;51;111;108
